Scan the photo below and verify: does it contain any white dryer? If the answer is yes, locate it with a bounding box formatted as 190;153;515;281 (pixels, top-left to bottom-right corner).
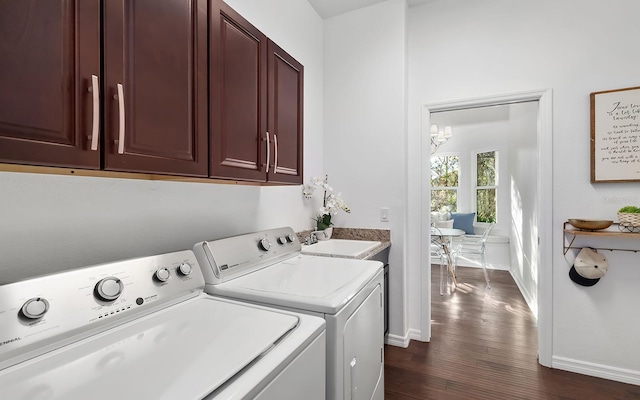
0;250;326;400
194;227;384;400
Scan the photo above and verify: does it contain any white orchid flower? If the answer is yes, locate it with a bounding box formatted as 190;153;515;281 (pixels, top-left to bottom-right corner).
302;183;316;199
302;175;351;229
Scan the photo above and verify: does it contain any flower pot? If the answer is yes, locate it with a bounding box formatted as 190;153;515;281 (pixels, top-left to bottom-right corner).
618;212;640;225
618;212;640;232
317;227;333;241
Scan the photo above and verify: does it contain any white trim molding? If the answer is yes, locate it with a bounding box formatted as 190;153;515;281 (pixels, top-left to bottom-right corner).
553;356;640;386
509;267;538;319
408;328;421;342
385;331;412;348
419;89;554;370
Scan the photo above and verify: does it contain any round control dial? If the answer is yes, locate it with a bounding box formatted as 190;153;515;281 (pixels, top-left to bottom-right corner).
21;297;50;320
277;236;287;245
94;277;124;302
287;234;296;243
155;267;170;282
177;262;192;276
258;238;271;251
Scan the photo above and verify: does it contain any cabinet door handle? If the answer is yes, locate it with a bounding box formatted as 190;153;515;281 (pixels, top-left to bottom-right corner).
265;131;270;173
116;83;125;154
273;134;279;174
89;75;100;151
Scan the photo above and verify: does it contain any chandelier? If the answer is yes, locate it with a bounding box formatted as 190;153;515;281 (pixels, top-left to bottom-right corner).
430;124;452;154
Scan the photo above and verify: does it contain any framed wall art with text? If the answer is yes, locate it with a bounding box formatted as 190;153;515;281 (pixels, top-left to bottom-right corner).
591;86;640;183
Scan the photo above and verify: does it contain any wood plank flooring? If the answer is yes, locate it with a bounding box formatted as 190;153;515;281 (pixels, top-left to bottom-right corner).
384;266;640;399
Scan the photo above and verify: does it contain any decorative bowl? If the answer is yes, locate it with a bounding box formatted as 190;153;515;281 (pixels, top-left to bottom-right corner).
567;219;613;230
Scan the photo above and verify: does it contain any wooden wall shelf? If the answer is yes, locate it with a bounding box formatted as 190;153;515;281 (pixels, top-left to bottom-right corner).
563;221;640;254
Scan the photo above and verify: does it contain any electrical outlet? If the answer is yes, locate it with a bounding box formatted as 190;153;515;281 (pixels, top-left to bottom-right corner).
380;207;389;222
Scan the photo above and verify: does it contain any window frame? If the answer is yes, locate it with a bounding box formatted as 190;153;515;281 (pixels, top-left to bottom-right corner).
472;148;499;225
430;152;460;213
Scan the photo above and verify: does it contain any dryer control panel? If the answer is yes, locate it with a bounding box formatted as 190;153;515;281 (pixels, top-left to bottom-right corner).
193;226;301;285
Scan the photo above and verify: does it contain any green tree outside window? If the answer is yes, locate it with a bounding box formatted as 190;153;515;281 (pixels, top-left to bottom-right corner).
430;155;459;213
476;151;497;223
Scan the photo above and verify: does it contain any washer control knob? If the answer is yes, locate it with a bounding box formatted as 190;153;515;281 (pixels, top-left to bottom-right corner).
258;238;271;251
155;267;171;282
21;297;50;319
287;234;296;243
177;262;192;276
278;236;287;245
95;277;124;301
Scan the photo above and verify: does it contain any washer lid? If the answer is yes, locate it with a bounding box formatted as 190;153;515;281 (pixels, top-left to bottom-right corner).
208;255;383;314
0;296;300;400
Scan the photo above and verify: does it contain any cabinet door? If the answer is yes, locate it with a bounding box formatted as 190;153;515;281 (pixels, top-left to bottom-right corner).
0;0;101;169
103;0;208;176
209;0;268;182
267;41;303;184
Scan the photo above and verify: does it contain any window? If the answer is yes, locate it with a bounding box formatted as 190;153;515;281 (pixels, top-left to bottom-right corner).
475;151;497;223
430;155;459;213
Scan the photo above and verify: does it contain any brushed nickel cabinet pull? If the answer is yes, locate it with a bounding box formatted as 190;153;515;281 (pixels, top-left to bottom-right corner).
116;83;125;154
265;131;270;173
88;75;100;151
273;134;279;174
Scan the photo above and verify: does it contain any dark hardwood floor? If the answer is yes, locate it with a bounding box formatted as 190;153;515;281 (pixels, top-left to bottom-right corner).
384;266;640;399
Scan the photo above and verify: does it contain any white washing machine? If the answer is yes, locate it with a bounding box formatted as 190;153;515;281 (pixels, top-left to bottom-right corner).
193;227;384;400
0;250;326;400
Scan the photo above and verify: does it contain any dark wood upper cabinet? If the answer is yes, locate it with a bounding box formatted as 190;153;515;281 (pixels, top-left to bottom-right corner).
0;0;207;176
267;41;304;185
0;0;301;184
209;0;268;182
0;0;101;169
103;0;208;176
209;0;304;184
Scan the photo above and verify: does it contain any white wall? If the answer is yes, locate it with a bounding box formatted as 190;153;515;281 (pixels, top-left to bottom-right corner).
0;0;324;284
407;0;640;384
323;0;408;342
506;101;539;314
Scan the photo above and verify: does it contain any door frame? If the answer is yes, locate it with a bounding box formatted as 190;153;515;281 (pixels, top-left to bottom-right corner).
419;89;553;367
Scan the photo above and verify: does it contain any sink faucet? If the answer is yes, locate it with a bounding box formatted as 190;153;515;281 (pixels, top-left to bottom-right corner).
305;232;318;245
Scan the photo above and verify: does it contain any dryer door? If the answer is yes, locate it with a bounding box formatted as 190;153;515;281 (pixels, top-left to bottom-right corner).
343;284;384;400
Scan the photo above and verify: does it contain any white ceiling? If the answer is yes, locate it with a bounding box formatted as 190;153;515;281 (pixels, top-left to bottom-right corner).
307;0;432;19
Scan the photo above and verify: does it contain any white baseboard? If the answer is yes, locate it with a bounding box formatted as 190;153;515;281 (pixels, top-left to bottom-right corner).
408;328;422;341
385;328;422;348
509;268;538;317
385;331;411;348
552;356;640;386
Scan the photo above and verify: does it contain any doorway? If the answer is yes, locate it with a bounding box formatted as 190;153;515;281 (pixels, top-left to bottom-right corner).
419;89;553;367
